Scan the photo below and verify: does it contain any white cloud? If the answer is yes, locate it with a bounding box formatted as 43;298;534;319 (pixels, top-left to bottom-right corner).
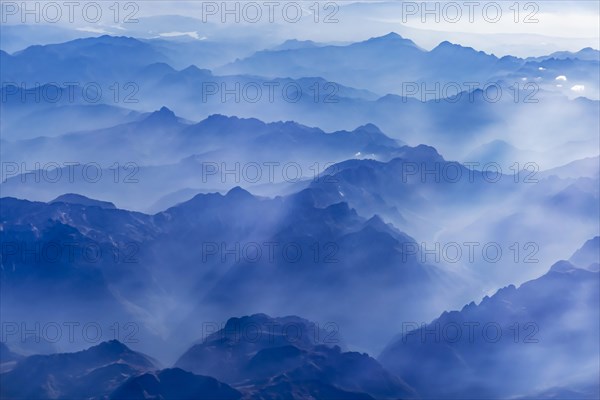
159;31;205;40
571;85;585;92
76;27;110;34
555;75;567;81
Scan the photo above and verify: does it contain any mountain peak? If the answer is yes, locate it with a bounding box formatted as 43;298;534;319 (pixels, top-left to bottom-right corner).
141;62;176;75
50;193;116;209
89;339;131;355
75;34;142;47
364;32;418;47
180;64;212;76
431;40;494;58
431;40;465;53
273;39;319;51
158;106;175;115
143;106;178;124
191;114;266;133
225;186;254;200
380;32;403;39
203;114;237;124
392;144;444;163
432;40;475;53
324;202;355;219
549;260;578;273
569;237;600;269
354;123;383;134
365;215;390;231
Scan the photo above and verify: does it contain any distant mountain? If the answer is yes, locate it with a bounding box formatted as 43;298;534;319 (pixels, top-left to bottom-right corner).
50;193;116;209
157;82;599;165
216;32;599;100
463;139;543;169
540;156;600;180
0;24;101;54
1;35;169;84
0;340;158;399
141;36;263;70
532;47;600;62
3;36;597;164
2;109;400;167
147;187;211;213
379;254;600;399
545;178;600;220
1;111;405;210
0;87;141;140
505;57;600;99
219;32;522;95
570;236;600;270
304;145;522;235
272;39;323;51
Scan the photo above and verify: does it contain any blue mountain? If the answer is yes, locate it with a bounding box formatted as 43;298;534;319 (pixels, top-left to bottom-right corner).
50;193;116;209
379;242;600;399
111;368;242;400
175;314;414;399
0;187;450;359
0;340;158;399
219;33;522;95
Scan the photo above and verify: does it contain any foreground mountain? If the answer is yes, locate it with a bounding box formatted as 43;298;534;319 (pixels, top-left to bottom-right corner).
169;188;453;353
0;314;415;400
175;314;342;382
379;240;600;399
175;314;414;399
0;340;242;400
111;368;242;400
0;187;453;360
0;340;158;399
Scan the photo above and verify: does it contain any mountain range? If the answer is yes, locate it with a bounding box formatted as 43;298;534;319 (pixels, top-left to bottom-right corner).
1;235;597;399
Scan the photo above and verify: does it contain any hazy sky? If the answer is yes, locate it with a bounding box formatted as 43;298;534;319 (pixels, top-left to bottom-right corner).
1;1;599;56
